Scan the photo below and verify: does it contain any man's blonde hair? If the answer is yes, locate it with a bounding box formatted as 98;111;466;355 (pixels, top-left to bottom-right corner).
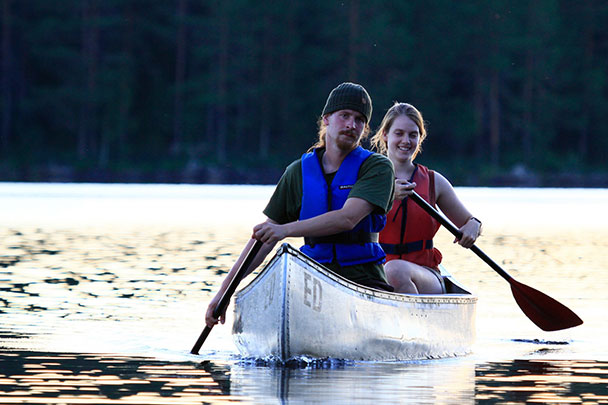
308;115;371;152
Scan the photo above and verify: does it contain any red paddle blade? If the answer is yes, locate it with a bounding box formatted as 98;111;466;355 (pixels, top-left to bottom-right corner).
510;279;583;331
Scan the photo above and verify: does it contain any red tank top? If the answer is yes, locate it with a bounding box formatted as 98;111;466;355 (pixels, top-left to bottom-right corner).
380;164;443;268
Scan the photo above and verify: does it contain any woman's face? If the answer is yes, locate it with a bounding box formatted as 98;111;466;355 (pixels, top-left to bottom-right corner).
383;114;420;163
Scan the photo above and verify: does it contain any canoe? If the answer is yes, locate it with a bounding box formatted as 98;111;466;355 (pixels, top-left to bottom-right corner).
232;243;477;361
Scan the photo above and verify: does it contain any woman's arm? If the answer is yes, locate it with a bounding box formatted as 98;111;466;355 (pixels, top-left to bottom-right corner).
434;172;481;248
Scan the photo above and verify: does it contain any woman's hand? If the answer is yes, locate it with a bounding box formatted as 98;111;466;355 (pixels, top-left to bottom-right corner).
395;179;417;200
454;217;482;248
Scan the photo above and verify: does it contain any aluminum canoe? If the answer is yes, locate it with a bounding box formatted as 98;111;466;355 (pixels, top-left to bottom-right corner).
232;243;477;361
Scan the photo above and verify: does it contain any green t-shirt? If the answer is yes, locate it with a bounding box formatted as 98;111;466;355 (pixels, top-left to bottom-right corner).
263;148;395;289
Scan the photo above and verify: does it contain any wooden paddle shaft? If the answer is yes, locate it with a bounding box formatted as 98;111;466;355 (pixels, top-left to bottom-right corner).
409;191;514;282
191;239;263;355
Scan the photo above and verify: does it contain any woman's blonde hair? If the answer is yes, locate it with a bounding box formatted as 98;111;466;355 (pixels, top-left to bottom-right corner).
370;102;427;159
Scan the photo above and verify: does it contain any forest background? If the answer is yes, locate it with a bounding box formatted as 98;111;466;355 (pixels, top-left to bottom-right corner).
1;0;607;186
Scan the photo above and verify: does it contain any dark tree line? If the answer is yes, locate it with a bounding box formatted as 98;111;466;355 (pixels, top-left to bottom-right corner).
1;0;607;185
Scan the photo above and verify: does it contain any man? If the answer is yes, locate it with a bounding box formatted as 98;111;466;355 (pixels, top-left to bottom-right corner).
205;82;394;328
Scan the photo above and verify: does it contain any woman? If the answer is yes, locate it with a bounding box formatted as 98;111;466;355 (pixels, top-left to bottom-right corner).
370;102;482;294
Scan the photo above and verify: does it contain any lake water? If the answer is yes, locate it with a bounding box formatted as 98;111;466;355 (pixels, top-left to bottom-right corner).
0;183;607;404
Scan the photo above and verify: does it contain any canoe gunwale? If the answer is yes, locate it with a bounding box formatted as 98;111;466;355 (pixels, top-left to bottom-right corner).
238;243;477;306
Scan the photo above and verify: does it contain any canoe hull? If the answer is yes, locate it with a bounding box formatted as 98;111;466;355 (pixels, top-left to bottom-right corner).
232;244;476;361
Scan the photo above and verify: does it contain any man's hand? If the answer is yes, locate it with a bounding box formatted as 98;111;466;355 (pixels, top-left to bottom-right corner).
253;221;288;244
205;294;226;328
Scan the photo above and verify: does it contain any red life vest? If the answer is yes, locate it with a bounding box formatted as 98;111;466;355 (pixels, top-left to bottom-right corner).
380;164;443;268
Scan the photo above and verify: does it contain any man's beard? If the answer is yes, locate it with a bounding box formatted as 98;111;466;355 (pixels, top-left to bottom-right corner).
335;130;359;151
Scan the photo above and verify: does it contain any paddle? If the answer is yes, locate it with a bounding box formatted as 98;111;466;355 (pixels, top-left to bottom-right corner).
190;239;263;355
409;191;583;332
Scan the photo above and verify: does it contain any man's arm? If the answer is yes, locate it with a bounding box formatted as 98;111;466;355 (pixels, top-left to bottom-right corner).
253;197;374;244
348;153;395;214
205;233;277;327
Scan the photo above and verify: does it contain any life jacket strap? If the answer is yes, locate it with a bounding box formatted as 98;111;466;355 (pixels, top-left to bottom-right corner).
380;239;434;255
305;232;379;247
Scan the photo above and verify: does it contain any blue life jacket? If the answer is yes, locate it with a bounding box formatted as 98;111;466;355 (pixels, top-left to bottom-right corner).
299;146;386;266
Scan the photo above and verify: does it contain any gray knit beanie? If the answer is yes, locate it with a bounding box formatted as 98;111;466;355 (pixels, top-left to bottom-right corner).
322;82;372;123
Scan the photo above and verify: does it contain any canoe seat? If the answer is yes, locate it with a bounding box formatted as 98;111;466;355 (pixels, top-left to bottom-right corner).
443;276;471;294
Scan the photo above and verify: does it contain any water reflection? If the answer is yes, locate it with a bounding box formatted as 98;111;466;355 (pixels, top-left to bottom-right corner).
475;359;608;404
230;359;476;404
0;351;239;404
3;350;607;404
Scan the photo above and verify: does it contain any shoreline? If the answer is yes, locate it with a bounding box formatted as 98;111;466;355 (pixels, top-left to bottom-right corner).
1;166;608;188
